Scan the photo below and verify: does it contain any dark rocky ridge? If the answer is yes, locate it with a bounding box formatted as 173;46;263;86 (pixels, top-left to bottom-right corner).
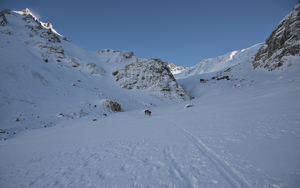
252;1;300;71
0;10;9;26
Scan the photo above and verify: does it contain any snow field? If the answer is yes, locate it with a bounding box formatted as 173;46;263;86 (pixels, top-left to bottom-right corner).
1;67;300;187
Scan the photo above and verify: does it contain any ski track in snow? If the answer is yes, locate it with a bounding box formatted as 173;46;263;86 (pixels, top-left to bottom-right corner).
160;118;252;188
0;114;253;188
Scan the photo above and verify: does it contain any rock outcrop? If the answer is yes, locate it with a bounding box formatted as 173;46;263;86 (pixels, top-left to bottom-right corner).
44;22;53;29
113;58;192;101
97;49;135;63
103;100;122;112
164;61;187;74
0;10;9;26
40;29;61;43
252;1;300;71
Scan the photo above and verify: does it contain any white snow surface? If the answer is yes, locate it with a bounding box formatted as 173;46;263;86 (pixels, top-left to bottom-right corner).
1;9;300;188
173;43;263;79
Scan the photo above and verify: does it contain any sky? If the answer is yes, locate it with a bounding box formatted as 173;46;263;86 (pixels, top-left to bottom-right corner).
1;0;298;67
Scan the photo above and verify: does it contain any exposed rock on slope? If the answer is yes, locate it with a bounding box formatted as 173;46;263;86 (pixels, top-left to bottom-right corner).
164;61;187;74
0;8;106;76
103;100;122;112
40;29;61;43
252;1;300;71
113;58;192;101
43;22;53;29
0;10;8;26
97;49;136;63
17;8;70;42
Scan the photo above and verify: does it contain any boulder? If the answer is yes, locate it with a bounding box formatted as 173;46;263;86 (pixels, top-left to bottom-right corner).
103;100;122;112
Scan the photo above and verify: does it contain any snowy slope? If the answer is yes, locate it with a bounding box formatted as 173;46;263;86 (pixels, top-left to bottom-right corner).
173;43;263;80
0;9;190;138
0;61;299;187
0;6;300;188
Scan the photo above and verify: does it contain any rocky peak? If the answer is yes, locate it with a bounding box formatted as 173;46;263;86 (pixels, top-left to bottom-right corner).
44;22;53;29
21;8;31;15
112;58;191;101
164;61;176;71
20;8;39;22
251;1;300;71
13;8;70;43
164;61;187;74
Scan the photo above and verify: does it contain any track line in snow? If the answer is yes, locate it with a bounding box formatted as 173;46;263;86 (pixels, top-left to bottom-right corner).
161;118;252;188
164;146;198;187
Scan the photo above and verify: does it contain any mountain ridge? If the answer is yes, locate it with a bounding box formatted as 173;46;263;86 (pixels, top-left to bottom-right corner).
0;8;192;137
251;1;300;71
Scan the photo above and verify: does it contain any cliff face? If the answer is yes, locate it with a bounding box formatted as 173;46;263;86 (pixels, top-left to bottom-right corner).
252;1;300;71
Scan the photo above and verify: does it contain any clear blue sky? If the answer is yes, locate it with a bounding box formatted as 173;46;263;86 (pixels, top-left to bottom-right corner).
1;0;298;67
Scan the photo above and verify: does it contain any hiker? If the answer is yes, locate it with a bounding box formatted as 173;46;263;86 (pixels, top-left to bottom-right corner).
148;111;151;116
145;109;148;115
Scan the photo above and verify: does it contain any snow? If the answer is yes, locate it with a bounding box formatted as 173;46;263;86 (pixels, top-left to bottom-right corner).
1;9;300;188
1;66;300;187
229;51;237;61
173;43;263;79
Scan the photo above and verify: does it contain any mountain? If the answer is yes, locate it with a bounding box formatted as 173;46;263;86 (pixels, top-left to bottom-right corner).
251;1;300;71
170;1;300;79
0;3;299;139
0;5;300;188
0;8;191;135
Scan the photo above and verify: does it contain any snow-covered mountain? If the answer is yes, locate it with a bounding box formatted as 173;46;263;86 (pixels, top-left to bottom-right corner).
0;4;300;188
164;61;187;74
0;8;191;136
173;43;263;80
171;1;299;79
